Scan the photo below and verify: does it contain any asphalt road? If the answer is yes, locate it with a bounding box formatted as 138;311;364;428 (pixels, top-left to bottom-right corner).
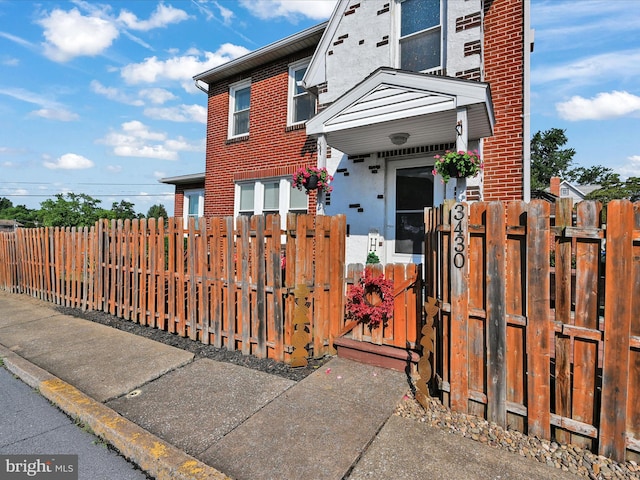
0;365;149;480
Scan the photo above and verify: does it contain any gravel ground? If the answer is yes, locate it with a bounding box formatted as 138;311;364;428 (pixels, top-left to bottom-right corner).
395;393;640;479
54;306;330;382
57;306;639;479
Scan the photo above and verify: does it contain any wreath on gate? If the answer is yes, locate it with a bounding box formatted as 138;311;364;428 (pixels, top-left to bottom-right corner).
346;267;394;327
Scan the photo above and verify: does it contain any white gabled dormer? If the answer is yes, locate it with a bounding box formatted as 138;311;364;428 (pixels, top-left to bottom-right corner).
303;0;484;105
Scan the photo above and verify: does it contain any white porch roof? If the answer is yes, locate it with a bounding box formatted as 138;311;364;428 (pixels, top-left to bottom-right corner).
306;68;495;155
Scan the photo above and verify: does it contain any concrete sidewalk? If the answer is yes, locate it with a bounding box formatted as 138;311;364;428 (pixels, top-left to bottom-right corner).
0;291;578;480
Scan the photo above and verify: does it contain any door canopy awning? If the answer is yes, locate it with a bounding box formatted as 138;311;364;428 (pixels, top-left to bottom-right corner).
306;68;495;155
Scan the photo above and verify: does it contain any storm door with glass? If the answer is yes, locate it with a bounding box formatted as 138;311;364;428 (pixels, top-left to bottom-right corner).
386;159;443;263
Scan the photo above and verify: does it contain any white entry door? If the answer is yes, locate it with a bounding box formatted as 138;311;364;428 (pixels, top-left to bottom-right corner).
385;158;444;264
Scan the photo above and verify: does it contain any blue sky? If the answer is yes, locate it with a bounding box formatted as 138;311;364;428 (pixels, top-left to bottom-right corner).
0;0;638;215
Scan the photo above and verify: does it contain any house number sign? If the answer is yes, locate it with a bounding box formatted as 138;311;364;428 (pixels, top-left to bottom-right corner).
452;203;466;269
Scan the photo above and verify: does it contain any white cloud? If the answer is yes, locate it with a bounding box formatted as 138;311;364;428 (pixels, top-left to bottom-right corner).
0;87;77;121
43;153;94;170
240;0;337;20
117;3;189;31
0;31;36;49
532;50;640;87
144;104;207;123
215;1;235;25
90;80;144;106
98;120;203;160
38;8;120;62
556;91;640;121
120;44;250;90
32;108;79;121
0;147;27;156
617;155;640;179
36;3;189;62
2;57;19;66
138;88;177;105
106;165;123;173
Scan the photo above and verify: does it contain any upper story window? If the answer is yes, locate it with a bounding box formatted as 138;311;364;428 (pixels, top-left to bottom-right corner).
229;79;251;138
288;59;315;125
399;0;442;72
560;187;570;197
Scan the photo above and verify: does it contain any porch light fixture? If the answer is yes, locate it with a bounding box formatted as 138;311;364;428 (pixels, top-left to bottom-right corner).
389;133;410;146
456;121;463;136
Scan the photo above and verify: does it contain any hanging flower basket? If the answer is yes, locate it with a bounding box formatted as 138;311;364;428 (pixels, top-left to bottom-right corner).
432;150;483;183
293;166;333;194
346;267;394;328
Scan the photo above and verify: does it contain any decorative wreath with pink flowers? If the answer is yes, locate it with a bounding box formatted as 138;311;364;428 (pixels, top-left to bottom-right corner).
345;267;394;327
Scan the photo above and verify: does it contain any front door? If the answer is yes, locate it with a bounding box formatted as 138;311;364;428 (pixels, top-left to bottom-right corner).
385;158;444;264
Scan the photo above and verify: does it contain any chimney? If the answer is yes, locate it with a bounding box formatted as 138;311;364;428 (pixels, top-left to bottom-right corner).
550;176;560;197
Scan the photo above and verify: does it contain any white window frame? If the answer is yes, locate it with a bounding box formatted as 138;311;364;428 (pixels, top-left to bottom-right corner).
396;0;443;73
183;189;204;225
237;183;255;216
287;58;315;126
228;79;251;138
234;178;308;228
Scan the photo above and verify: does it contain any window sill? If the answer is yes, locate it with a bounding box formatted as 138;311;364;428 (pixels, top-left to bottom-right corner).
226;134;250;145
285;123;307;132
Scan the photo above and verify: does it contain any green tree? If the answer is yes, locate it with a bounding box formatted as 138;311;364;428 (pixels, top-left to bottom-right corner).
0;200;40;227
108;200;140;220
566;165;619;186
0;197;13;211
147;204;168;219
530;128;576;190
39;193;103;227
586;176;640;205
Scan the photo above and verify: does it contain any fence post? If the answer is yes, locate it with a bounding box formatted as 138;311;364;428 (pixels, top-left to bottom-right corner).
526;200;551;439
599;200;633;461
486;201;507;427
449;201;469;412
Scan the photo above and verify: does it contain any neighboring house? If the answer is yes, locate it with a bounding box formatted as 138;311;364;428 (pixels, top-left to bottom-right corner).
0;220;22;232
549;176;600;204
163;0;532;265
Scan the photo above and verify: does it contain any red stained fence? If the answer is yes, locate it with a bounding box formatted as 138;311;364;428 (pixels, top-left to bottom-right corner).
425;199;640;462
0;214;346;362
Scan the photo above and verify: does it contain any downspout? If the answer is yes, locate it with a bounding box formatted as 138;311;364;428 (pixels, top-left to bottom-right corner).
316;134;327;215
523;0;532;202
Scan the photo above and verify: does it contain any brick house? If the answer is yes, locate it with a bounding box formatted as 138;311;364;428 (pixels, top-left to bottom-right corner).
162;23;326;225
162;0;532;265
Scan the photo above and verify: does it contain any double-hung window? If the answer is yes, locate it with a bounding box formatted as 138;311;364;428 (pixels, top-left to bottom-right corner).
238;183;255;216
229;79;251;137
399;0;442;72
288;59;315;125
184;189;204;227
235;178;308;226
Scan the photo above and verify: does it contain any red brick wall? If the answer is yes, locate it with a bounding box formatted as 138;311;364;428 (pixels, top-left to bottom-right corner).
482;0;525;200
204;49;318;216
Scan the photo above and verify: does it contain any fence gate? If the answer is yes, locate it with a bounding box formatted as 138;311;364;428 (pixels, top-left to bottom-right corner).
423;199;640;463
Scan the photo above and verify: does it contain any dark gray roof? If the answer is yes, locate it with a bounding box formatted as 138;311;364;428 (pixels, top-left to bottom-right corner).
159;173;205;185
193;22;326;85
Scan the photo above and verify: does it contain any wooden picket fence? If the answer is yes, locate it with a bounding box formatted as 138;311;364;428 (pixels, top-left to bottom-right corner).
344;263;422;350
425;199;640;462
0;214;346;362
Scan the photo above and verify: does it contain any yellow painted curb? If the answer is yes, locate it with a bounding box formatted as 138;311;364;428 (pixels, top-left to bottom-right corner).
1;347;230;480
